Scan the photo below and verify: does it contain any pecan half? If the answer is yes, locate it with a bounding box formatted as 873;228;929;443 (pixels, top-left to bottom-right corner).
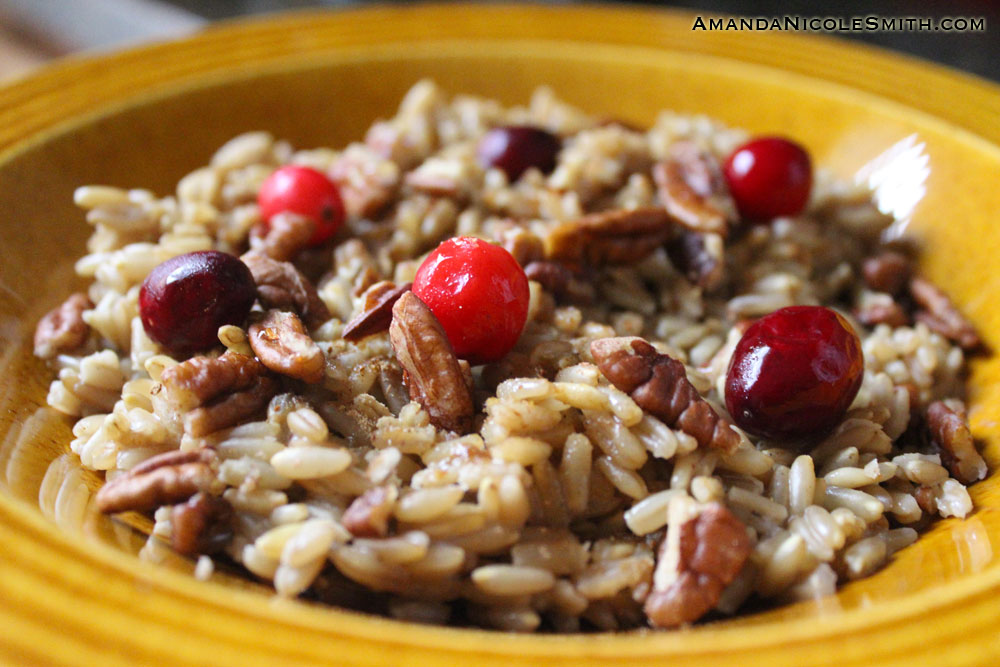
591;337;740;454
342;485;398;537
643;496;751;628
653;142;734;237
248;309;325;383
545;207;674;266
34;293;92;359
665;230;725;290
158;350;267;412
343;281;412;341
96;449;217;514
862;250;911;296
910;277;981;350
184;375;278;438
171;492;234;556
389;292;475;433
242;251;331;329
247;212;316;262
927;400;987;484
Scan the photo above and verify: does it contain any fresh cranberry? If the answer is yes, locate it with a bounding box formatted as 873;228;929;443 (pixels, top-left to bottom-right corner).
412;237;529;364
723;137;812;221
477;126;561;181
724;306;863;441
257;165;344;245
139;251;257;354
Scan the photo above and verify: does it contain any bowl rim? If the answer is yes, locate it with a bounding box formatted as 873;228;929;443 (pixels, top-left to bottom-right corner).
2;4;1000;664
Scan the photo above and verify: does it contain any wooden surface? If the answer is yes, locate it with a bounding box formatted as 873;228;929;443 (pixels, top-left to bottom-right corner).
1;5;1000;665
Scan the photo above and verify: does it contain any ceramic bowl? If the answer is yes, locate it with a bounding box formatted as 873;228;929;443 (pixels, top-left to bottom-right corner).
1;6;999;665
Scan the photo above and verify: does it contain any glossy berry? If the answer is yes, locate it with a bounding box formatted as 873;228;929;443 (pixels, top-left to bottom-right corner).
723;137;813;221
412;237;530;364
725;306;863;442
257;165;345;245
477;126;561;181
139;251;257;354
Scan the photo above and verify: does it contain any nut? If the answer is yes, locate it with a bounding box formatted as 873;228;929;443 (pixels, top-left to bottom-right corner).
389;292;475;433
591;337;741;454
927;400;987;484
653;141;735;237
498;227;546;267
665;230;725;290
909;277;981;350
34;292;92;359
342;485;398;537
329;144;400;219
544;207;674;266
171;492;234;556
247;212;316;262
249;309;325;383
96;449;217;514
184;375;279;437
862;250;911;296
158;350;268;412
342;281;412;341
643;496;751;628
241;251;331;329
855;299;909;328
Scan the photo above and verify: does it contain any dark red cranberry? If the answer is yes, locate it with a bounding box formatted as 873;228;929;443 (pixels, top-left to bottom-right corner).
139;251;256;354
477;126;561;181
412;237;529;364
724;306;863;441
723;137;812;221
258;165;345;245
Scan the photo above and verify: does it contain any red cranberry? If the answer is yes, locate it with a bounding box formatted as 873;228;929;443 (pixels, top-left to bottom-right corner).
258;165;344;245
723;137;812;221
724;306;863;441
139;251;256;354
477;126;561;181
412;237;529;364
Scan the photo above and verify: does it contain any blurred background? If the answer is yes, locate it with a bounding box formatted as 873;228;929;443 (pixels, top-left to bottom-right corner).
0;0;997;83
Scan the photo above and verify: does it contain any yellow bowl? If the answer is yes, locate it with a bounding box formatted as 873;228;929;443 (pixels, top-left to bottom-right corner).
2;5;1000;665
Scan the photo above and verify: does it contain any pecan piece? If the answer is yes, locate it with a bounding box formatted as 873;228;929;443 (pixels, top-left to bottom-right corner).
644;496;751;628
242;251;331;329
96;449;217;514
171;492;234;556
862;250;911;296
343;281;412;341
591;337;740;454
34;292;92;359
498;227;546;267
158;350;267;412
653;142;734;237
329;144;400;219
184;375;278;437
248;309;325;383
854;290;909;328
342;485;398;537
927;400;987;484
525;261;571;295
909;277;981;350
389;292;475;433
524;261;597;305
665;230;725;290
247;212;316;262
545;207;674;266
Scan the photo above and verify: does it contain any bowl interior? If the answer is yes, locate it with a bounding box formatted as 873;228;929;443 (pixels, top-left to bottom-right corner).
2;7;1000;664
